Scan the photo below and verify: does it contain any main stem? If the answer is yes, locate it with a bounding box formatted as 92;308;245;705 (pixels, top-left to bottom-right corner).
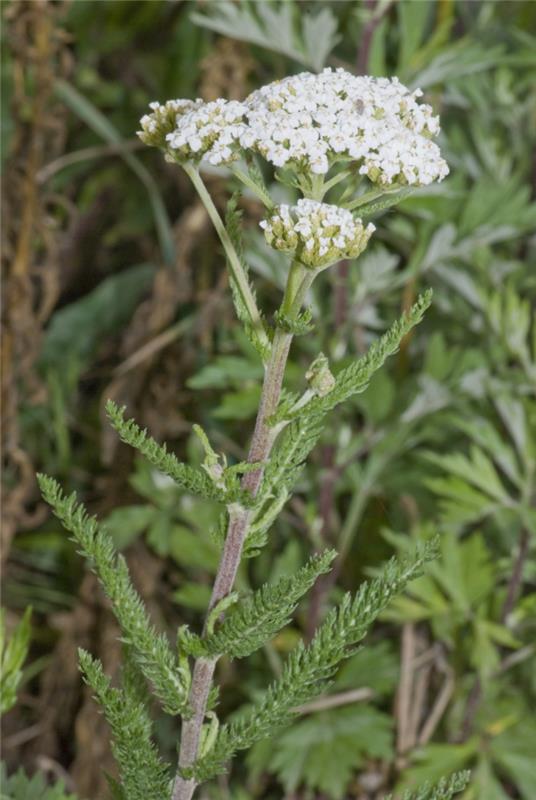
172;263;313;800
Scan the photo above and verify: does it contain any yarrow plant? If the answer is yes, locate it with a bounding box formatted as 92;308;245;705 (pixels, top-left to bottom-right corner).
39;68;468;800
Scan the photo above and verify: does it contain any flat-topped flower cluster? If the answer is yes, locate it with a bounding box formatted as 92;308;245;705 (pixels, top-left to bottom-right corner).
260;200;375;268
139;68;448;187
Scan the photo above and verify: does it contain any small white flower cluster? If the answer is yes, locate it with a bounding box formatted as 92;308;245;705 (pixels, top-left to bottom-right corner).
243;69;448;185
260;200;375;268
139;98;247;164
140;69;448;186
139;99;198;149
165;98;248;166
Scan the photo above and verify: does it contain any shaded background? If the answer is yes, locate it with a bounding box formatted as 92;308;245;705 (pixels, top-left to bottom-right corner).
2;1;536;798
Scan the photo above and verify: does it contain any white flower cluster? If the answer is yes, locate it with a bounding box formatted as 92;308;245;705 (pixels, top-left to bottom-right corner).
140;68;448;186
139;98;247;164
165;98;247;166
139;99;198;149
243;69;448;185
260;200;375;268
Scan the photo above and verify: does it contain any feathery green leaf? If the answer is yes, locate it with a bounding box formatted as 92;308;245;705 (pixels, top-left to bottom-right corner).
287;291;433;420
231;158;274;208
258;413;324;507
183;550;336;659
105;400;224;502
187;541;438;781
346;187;414;216
242;295;432;557
244;413;325;556
386;771;471;799
37;474;190;715
1;606;32;714
78;649;170;800
273;306;315;335
243;489;289;557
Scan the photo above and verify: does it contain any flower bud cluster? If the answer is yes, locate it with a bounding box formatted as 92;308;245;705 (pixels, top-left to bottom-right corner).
260;200;375;268
140;68;448;186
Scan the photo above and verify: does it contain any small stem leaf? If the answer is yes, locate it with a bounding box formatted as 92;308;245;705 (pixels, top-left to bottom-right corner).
206;593;240;636
184;165;271;360
197;550;336;659
106;401;225;502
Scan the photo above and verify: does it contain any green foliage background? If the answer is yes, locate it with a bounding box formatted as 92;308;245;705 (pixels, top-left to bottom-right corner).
2;1;535;799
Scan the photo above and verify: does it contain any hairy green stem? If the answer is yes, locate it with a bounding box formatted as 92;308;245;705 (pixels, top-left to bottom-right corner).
183;163;271;358
172;260;313;800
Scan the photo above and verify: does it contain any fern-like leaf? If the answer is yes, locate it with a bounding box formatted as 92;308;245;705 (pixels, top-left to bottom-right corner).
105;400;223;502
239;294;432;560
184;550;336;659
387;771;471;800
287;291;432;420
1;606;32;714
187;541;437;781
38;474;190;715
242;298;425;559
79;650;170;800
258;413;324;507
241;413;324;557
243;489;289;557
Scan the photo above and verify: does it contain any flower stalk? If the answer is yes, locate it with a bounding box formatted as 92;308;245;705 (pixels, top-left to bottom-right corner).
183;162;271;358
172;260;310;800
